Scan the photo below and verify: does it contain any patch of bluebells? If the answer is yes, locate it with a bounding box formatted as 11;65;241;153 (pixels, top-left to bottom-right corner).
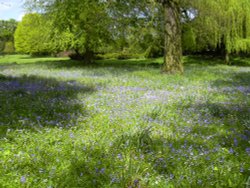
1;57;249;187
0;79;87;94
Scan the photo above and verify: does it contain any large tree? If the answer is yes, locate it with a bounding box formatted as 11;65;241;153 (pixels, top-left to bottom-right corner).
25;0;112;63
157;0;183;73
14;13;53;55
191;0;250;64
157;0;250;72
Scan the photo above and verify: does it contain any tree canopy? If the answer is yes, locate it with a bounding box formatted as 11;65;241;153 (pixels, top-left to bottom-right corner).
190;0;250;63
12;0;250;72
14;13;52;55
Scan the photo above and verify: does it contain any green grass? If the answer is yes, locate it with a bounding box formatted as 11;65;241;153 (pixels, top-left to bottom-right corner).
0;55;249;187
0;54;69;64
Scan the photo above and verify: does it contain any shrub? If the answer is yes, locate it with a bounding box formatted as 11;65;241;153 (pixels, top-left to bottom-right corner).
3;41;15;54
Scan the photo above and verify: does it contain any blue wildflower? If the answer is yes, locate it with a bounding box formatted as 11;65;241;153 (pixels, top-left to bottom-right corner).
240;167;244;173
100;168;105;174
117;153;122;160
233;138;238;147
246;148;250;155
20;176;26;183
133;179;139;186
169;174;174;180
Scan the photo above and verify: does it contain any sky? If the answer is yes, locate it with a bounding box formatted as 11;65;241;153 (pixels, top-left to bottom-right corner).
0;0;26;21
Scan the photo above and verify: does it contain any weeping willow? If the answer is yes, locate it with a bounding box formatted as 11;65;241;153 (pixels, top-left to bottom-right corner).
191;0;250;63
157;0;250;74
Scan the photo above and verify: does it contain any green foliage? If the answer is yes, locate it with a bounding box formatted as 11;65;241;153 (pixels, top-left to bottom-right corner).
0;41;5;53
97;52;145;60
182;25;196;53
190;0;250;54
144;45;163;58
14;13;52;55
108;0;164;58
39;0;112;61
3;41;15;54
0;19;17;54
0;19;17;41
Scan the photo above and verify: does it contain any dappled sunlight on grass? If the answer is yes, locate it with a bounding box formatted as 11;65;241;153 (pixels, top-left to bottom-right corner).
0;55;249;187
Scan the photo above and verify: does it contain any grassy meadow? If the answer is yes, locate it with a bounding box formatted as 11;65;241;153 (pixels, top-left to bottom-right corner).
0;55;249;187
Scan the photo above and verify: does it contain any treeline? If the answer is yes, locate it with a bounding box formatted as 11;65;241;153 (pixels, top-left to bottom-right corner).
2;0;250;73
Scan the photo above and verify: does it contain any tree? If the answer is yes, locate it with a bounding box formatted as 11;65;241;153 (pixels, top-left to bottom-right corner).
156;0;250;71
0;19;17;54
14;13;54;55
156;0;183;73
3;41;15;54
191;0;250;64
24;0;112;63
106;0;164;58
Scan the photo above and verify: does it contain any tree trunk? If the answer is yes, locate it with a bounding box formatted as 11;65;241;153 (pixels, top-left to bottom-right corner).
83;48;94;64
225;50;230;65
162;1;183;74
69;48;94;63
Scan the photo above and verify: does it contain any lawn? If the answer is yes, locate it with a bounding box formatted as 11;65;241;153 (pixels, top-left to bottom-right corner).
0;55;249;187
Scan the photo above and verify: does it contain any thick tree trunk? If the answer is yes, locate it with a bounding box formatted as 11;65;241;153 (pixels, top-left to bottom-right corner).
69;48;94;64
162;1;183;74
83;48;94;64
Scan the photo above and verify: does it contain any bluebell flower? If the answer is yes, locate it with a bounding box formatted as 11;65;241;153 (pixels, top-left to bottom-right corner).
117;153;122;160
20;176;26;183
169;174;174;180
233;138;238;147
246;148;250;155
69;133;74;138
133;179;139;186
100;168;105;174
240;167;244;173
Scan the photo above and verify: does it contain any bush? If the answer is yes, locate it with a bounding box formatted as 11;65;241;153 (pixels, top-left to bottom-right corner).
144;45;163;58
97;52;143;60
117;52;132;60
3;41;15;54
0;41;5;53
69;53;85;60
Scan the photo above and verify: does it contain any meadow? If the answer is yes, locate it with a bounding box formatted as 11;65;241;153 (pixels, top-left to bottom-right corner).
0;55;249;187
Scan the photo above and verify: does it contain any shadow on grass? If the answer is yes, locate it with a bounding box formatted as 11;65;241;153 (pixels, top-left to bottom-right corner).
184;55;250;67
184;55;224;66
0;74;95;137
191;101;249;135
231;57;250;67
56;147;113;188
1;56;162;70
212;71;250;87
53;100;249;188
42;58;162;71
56;118;249;187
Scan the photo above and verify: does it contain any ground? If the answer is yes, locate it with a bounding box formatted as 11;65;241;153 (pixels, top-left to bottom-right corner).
0;55;249;187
